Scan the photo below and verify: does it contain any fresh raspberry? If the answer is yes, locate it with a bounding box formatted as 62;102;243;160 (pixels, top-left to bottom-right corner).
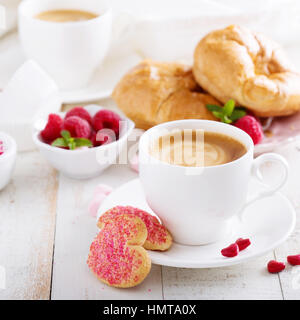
234;115;264;145
287;254;300;266
41;114;63;143
65;106;92;125
221;243;239;258
92;110;121;137
63;116;91;138
90;131;97;147
91;129;116;146
0;141;4;156
235;238;251;251
90;130;101;147
95;129;116;145
267;260;285;273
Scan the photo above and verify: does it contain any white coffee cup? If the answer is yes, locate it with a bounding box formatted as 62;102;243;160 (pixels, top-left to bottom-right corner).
139;120;289;245
18;0;112;89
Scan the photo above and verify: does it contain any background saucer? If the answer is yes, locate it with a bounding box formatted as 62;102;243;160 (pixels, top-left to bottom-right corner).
98;178;296;268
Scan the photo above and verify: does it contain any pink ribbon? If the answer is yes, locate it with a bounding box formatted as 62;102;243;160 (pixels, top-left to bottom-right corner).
129;154;139;173
88;184;113;217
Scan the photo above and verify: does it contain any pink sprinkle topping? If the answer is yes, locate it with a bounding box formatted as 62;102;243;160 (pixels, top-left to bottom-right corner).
87;214;146;286
0;141;3;156
99;206;169;245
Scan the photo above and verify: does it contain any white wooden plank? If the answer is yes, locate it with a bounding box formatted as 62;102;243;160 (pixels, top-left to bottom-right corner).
51;165;163;300
272;142;300;300
0;151;58;300
162;253;283;300
275;212;300;300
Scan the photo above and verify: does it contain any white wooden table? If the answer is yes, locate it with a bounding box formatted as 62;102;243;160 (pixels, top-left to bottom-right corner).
1;28;300;299
0;97;299;300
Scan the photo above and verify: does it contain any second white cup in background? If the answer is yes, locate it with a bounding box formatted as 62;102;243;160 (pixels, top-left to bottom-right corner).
18;0;112;90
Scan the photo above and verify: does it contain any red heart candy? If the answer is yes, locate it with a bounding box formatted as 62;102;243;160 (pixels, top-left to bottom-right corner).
235;238;251;251
267;260;286;273
287;254;300;266
221;243;239;258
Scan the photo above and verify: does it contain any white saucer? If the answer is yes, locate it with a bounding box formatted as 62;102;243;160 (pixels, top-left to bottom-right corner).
0;33;142;104
98;178;296;268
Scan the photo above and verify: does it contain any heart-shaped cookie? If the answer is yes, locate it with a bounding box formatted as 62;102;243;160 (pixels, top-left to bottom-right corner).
98;206;172;251
88;214;151;288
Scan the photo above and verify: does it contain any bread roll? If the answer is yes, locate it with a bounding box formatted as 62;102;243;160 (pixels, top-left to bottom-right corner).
193;24;300;117
112;60;219;129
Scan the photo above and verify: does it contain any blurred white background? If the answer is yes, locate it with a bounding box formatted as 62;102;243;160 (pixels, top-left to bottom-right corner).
2;0;300;43
1;0;300;75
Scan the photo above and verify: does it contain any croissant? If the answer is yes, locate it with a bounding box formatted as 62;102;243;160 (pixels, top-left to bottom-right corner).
193;24;300;117
112;60;219;129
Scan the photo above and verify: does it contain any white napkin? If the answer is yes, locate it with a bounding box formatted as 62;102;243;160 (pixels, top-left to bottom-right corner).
0;60;61;151
110;0;300;62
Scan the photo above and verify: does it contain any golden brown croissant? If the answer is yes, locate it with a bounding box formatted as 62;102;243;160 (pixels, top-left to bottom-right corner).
112;60;219;129
193;24;300;117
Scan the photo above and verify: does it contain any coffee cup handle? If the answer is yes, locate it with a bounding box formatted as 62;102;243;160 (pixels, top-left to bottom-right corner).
239;153;289;221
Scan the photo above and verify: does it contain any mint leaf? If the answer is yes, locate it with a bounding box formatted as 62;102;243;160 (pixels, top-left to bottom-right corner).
206;104;223;112
68;139;76;150
222;99;235;116
212;111;223;118
206;99;246;124
223;115;232;124
231;108;246;122
212;112;232;124
74;138;93;148
52;138;68;148
61;130;71;141
52;130;93;150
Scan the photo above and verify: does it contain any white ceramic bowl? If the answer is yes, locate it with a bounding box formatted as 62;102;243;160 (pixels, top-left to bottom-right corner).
0;132;17;190
33;105;135;179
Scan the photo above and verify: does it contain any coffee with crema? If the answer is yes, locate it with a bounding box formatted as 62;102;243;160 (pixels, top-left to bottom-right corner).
35;9;98;22
149;129;247;167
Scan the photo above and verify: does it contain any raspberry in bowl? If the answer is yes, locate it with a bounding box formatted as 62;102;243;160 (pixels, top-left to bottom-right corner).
33;105;134;179
0;132;17;190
